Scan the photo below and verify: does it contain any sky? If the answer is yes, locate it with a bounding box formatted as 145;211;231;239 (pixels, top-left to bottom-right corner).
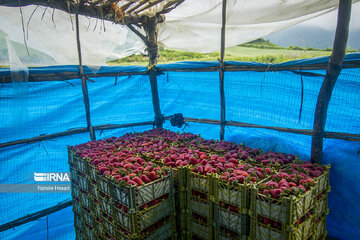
299;2;360;31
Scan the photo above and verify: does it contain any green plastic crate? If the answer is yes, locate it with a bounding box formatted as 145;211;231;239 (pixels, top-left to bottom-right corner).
215;179;252;213
68;148;88;174
99;216;176;240
249;215;314;240
70;167;91;192
216;206;249;236
250;186;317;227
313;166;330;196
314;191;329;218
113;198;173;233
191;220;213;240
312;215;327;240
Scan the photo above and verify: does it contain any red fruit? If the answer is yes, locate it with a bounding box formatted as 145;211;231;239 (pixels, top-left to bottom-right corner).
269;189;281;199
204;165;213;173
148;172;158;181
265;168;271;174
263;217;271;225
140;175;151;183
228;205;239;213
280;181;289;188
235;175;245;184
200;154;207;160
144;166;152;171
217;157;226;163
298;185;306;193
122;206;128;213
200;159;207;165
273;221;280;229
180;161;189;166
141;203;149;210
164;157;171;163
189;157;198;165
127;180;137;186
255;171;264;179
263;189;270;195
175;160;182;166
122;176;130;182
289;182;297;188
196;165;204;174
124;163;132;169
309;170;322;178
151;199;160;206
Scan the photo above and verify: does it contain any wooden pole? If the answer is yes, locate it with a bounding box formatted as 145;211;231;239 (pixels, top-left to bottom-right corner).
311;0;352;163
0;200;72;232
75;14;96;141
219;0;227;140
0;121;155;149
143;17;163;128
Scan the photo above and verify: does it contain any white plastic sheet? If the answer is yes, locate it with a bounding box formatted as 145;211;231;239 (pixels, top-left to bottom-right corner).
158;0;350;52
0;0;358;65
0;5;145;66
7;38;29;127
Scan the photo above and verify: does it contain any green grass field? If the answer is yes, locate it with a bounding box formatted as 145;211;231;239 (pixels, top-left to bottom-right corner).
108;44;333;66
226;46;331;57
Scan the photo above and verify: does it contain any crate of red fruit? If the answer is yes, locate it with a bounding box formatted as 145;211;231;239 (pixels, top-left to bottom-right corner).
279;161;330;196
214;207;249;240
314;190;329;218
190;212;214;240
247;151;297;170
249;213;314;240
312;214;327;240
250;161;329;228
70;141;174;209
98;215;175;240
214;162;273;212
99;194;173;233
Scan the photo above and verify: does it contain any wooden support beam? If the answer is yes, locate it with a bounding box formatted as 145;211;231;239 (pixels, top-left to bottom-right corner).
0;121;155;149
75;14;96;141
0;59;359;83
143;17;163;128
0;128;88;149
311;0;352;163
219;0;227;140
181;117;360;142
0;0;165;25
0;200;72;232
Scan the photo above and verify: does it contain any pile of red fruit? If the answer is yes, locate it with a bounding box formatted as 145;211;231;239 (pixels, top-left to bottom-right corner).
71;129;318;190
257;161;325;199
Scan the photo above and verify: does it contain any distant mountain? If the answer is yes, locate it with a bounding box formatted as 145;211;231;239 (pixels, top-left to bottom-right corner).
265;26;360;50
0;30;56;66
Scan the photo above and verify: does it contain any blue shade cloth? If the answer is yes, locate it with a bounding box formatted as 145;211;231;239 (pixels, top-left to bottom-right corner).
0;54;359;240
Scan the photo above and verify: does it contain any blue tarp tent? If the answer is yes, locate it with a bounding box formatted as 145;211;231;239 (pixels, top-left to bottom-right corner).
0;54;359;240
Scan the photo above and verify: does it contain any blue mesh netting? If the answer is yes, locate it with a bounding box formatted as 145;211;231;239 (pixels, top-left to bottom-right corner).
0;54;359;240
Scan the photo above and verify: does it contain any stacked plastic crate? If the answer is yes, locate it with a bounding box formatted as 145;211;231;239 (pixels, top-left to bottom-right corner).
214;177;250;240
178;167;216;240
249;165;330;240
68;129;330;240
68;147;176;240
